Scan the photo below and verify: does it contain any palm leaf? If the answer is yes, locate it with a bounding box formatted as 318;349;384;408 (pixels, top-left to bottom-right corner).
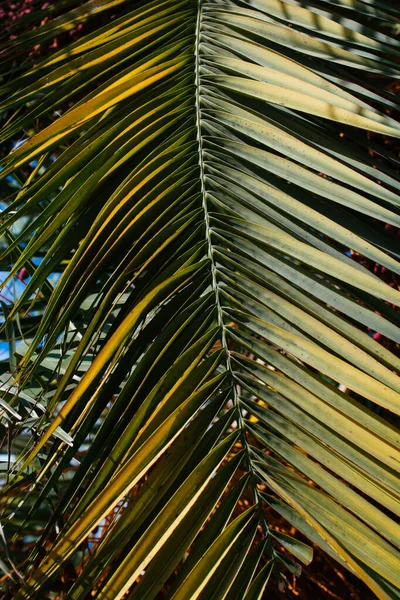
1;0;400;597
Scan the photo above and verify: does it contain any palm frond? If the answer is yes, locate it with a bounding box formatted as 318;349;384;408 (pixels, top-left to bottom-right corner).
1;0;400;598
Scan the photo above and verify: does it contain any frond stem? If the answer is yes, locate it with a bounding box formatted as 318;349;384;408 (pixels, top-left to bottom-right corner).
194;1;268;535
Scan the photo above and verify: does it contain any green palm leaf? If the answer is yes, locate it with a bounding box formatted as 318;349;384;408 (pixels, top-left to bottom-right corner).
1;0;400;597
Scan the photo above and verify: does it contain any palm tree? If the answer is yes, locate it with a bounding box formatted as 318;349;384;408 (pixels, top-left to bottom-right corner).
0;0;400;597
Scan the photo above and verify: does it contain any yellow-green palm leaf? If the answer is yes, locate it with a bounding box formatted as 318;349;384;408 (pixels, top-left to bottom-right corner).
1;0;400;598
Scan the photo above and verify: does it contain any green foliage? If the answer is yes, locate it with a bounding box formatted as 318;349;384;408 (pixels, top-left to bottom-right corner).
0;0;400;598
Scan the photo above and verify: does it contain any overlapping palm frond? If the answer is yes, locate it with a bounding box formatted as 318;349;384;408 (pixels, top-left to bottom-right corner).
0;0;400;598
